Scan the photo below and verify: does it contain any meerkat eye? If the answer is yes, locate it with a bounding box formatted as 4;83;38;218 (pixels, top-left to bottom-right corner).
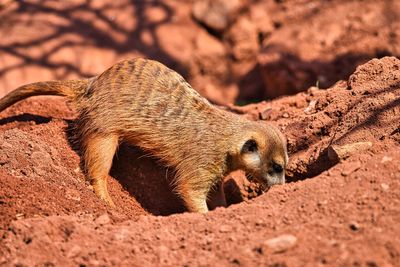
241;139;258;153
272;162;283;173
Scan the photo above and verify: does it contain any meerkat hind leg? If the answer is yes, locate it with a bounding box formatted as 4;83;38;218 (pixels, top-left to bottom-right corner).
84;133;119;207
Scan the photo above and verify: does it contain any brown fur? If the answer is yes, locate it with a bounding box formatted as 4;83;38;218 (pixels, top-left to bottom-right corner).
0;58;288;213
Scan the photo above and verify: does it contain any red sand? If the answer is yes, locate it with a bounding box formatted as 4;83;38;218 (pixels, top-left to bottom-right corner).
1;1;400;266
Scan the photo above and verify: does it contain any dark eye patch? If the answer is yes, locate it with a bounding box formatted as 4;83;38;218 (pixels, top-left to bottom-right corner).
272;162;283;173
241;139;258;153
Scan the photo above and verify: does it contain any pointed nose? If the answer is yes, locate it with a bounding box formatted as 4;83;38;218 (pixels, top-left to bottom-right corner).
266;173;285;187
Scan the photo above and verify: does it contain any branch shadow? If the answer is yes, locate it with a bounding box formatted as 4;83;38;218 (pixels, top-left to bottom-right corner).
237;45;396;102
0;113;52;125
0;0;188;81
286;82;400;182
236;0;400;102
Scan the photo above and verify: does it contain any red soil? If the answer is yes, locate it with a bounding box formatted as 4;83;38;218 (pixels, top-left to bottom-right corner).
1;1;400;266
0;56;399;266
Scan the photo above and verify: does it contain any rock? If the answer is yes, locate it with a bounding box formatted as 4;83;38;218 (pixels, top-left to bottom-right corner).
263;234;297;253
304;100;318;114
380;183;389;191
15;213;25;220
113;227;130;241
192;0;242;32
328;142;373;161
65;189;81;202
30;151;53;168
381;156;392;163
95;214;111;226
219;225;231;233
0;153;9;165
32;166;47;176
341;161;362;176
349;222;360;231
67;245;82;258
259;108;273;120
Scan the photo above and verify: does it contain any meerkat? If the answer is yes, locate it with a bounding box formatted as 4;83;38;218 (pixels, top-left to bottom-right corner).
0;58;288;213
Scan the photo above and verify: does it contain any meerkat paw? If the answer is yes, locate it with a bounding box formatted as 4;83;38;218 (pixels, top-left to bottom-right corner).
207;181;227;210
92;178;116;208
182;192;209;213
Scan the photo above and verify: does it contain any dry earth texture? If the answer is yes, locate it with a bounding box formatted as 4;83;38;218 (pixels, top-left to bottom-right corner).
0;56;399;267
0;0;400;266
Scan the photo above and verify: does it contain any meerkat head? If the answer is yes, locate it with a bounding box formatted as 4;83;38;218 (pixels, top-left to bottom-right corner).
235;123;289;188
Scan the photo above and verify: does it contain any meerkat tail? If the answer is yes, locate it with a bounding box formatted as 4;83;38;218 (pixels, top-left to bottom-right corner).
0;79;90;112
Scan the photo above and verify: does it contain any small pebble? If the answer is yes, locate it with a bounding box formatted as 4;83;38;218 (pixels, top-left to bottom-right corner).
380;183;389;191
95;214;111;225
263;234;297;253
349;222;360;231
381;156;392;163
341;161;362;176
219;225;231;233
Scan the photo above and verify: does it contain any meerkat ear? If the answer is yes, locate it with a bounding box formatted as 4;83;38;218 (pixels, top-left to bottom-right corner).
241;139;258;154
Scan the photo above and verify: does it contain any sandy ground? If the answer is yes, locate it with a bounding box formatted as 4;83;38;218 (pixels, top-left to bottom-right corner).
1;56;399;266
0;1;400;266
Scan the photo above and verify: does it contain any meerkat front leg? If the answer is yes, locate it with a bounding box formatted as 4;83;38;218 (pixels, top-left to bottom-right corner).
207;180;227;210
175;170;217;213
182;188;209;213
83;133;119;207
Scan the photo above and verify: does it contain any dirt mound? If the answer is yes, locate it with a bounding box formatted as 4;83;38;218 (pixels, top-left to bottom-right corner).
1;56;399;265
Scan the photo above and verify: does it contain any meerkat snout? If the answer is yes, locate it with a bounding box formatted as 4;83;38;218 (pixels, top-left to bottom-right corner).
237;124;288;188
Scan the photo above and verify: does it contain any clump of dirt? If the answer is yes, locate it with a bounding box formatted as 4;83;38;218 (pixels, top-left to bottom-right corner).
1;56;399;266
